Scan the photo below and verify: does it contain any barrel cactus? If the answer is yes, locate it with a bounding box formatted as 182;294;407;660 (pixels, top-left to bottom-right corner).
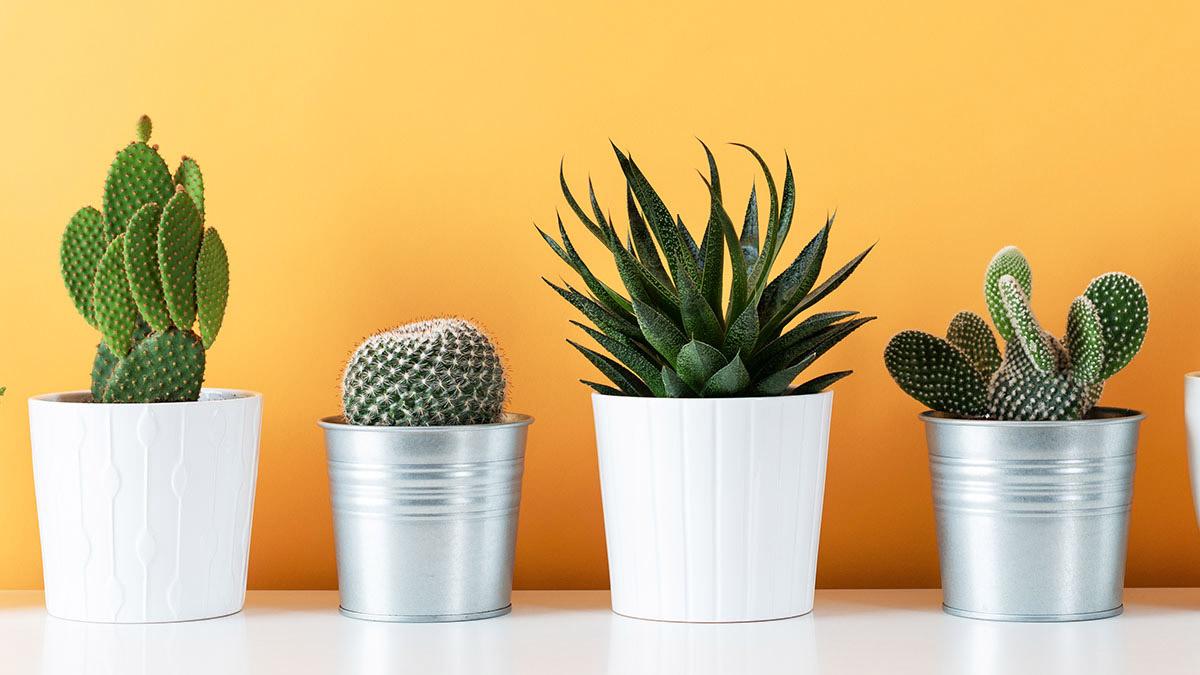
540;142;874;397
342;318;507;426
884;246;1148;421
59;116;229;403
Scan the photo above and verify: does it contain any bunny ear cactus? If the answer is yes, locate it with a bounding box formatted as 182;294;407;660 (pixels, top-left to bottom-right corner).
59;116;230;403
884;246;1148;421
541;143;873;398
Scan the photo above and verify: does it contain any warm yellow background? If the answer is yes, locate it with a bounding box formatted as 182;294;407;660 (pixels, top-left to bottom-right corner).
1;1;1198;590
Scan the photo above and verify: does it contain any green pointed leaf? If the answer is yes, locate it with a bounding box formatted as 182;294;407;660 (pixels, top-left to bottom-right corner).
774;245;874;330
755;310;859;363
677;215;701;268
884;331;988;417
1083;272;1148;380
612;144;691;284
732;144;780;294
569;340;651;396
702;354;751;397
739;185;759;264
778;156;796;244
677;340;728;392
791;370;852;395
544;279;641;340
679;269;723;346
624;185;671;286
662;366;693;397
633;298;688;366
754;356;814;395
985;246;1032;342
723;303;760;358
700;175;748;321
560;161;607;243
605;220;681;321
538;220;634;318
756;316;874;378
698;140;722;200
760;216;831;324
946;311;1001;376
581;380;627;396
698;200;725;317
572;321;666;397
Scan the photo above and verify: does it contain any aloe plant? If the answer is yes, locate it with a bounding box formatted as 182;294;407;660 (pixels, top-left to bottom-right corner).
540;143;874;397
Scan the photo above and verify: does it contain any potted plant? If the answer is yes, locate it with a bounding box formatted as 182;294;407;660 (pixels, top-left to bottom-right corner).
884;246;1148;622
540;143;873;622
318;318;533;622
30;116;262;623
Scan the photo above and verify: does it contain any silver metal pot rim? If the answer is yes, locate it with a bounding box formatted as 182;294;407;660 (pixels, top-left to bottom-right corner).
29;388;261;407
317;411;533;432
1186;371;1200;379
590;390;833;403
920;406;1144;428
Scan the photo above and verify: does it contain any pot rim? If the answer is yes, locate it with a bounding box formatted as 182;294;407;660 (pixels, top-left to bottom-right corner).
589;390;834;404
29;388;261;407
920;406;1144;427
1186;371;1200;379
318;411;533;431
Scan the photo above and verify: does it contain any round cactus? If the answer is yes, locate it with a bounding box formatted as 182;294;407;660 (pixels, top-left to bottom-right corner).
342;318;508;427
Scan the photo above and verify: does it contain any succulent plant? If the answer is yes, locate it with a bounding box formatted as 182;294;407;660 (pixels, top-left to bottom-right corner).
884;246;1148;421
59;116;229;403
342;318;507;426
540;143;874;398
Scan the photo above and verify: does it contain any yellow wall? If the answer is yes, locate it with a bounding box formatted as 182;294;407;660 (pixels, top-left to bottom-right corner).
1;1;1198;590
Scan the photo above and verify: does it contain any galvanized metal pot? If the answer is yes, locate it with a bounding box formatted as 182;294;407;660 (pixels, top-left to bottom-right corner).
923;408;1142;622
319;413;532;622
1183;373;1200;528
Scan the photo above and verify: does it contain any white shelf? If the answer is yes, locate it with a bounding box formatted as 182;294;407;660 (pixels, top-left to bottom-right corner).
1;589;1198;673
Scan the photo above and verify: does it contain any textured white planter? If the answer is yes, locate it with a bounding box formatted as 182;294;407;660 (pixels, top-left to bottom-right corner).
28;389;263;623
593;392;833;622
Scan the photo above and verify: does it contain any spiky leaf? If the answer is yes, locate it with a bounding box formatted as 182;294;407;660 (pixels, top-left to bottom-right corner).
1066;295;1105;385
1083;272;1148;380
662;366;692;397
739;185;759;264
677;340;728;392
157;189;204;329
103;328;205;403
774;245;874;331
544;279;641;340
196;227;229;348
791;370;852;395
124;202;171;331
569;340;651;396
582;380;626;396
60;206;107;326
884;331;988;417
984;246;1032;342
633;298;688;366
760;216;830;324
91;235;139;356
946;311;1001;376
572;321;666;397
998;275;1054;373
702;354;751;396
102;141;174;240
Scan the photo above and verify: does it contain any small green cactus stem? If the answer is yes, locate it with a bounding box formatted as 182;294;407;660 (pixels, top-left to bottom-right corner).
157;188;204;328
883;330;988;417
60;206;107;326
123;202;171;331
91;235;139;356
102;123;174;240
174;157;205;218
102;329;205;403
135;115;152;143
984;246;1032;342
885;246;1148;421
196;228;229;348
342;318;507;427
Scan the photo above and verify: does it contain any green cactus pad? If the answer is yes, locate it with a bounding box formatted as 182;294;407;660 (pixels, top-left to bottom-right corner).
1066;295;1105;384
102;140;174;240
945;311;1001;376
998;275;1055;373
102;329;206;403
174;157;205;218
1083;272;1149;380
157;189;204;329
135;115;152;143
988;338;1101;420
984;246;1032;342
90;341;119;401
123;202;171;331
342;318;507;426
60;206;108;326
884;330;987;417
91;235;140;356
196;228;229;349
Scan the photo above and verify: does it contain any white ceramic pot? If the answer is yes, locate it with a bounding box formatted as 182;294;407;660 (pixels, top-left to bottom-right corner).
593;392;833;622
1185;374;1200;527
28;389;263;623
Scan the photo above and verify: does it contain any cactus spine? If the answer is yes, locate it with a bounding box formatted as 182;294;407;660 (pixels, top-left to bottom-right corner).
884;246;1148;421
342;318;507;427
59;116;230;403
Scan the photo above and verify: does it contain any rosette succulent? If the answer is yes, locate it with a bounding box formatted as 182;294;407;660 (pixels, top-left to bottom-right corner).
884;246;1148;420
541;143;874;397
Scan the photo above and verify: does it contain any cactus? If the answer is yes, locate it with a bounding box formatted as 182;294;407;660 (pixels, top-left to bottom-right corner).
884;246;1148;421
540;143;874;398
342;318;507;426
59;116;230;403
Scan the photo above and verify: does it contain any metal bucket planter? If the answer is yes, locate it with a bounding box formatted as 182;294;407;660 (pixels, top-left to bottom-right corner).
1184;374;1200;527
923;408;1142;622
318;413;532;622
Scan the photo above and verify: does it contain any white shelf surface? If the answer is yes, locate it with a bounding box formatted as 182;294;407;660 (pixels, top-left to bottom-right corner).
2;589;1200;674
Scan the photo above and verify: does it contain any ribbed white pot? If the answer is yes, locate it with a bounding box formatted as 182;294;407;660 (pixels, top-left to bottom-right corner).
593;392;833;623
28;389;263;623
